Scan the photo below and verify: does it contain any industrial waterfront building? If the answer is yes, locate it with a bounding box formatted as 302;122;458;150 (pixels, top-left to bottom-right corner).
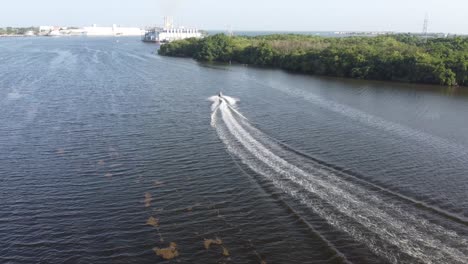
142;17;202;43
39;24;143;36
83;24;143;36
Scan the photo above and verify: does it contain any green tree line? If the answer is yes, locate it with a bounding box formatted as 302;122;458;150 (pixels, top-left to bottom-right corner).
0;27;38;35
158;34;468;86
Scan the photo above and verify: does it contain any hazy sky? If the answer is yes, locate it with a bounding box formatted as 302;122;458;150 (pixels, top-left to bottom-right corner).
2;0;468;34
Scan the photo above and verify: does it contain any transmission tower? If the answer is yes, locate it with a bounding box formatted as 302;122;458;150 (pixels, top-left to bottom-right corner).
422;13;429;43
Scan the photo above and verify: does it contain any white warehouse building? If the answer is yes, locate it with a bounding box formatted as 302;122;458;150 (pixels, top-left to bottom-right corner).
83;24;143;36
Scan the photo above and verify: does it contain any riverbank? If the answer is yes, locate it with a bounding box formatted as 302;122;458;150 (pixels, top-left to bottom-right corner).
0;35;35;38
158;34;468;86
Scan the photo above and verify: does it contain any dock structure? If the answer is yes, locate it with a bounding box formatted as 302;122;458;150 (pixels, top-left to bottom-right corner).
142;17;202;43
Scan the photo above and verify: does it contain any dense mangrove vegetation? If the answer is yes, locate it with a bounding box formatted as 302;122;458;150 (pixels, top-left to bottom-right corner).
158;34;468;86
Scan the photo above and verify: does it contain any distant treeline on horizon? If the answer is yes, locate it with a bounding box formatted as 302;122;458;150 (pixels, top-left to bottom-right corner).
159;34;468;86
0;27;39;35
206;30;464;38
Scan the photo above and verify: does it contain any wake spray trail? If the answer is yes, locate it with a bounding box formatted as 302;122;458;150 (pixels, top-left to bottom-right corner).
210;95;468;264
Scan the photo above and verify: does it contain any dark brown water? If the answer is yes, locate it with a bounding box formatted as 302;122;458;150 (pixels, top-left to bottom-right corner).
1;37;467;264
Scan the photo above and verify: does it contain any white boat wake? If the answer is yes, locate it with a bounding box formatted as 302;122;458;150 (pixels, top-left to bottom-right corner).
210;94;468;264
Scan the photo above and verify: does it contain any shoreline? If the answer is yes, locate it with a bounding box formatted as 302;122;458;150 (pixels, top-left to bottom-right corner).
201;60;468;90
158;33;468;87
0;35;33;37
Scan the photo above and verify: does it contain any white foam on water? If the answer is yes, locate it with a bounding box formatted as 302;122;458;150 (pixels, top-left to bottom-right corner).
208;94;239;106
208;94;246;123
50;50;77;70
223;95;239;106
208;96;221;111
210;97;468;264
7;91;23;100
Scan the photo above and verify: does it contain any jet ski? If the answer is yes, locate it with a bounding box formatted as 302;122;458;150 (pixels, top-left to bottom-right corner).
218;92;223;98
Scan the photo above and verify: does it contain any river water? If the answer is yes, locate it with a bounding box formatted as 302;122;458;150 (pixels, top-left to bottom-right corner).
1;37;467;264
